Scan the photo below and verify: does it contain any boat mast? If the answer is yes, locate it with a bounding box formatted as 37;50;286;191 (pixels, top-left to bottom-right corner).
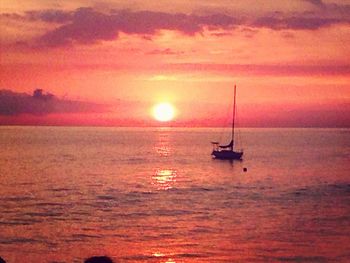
232;84;236;147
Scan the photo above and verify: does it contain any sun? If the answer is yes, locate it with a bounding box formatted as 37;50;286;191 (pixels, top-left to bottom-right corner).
152;102;175;122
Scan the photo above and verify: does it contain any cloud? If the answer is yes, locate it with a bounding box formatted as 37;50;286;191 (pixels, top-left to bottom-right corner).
146;48;184;55
0;89;106;115
0;9;72;23
3;5;350;48
25;9;73;23
238;102;350;128
253;16;341;30
166;63;350;76
281;31;295;39
303;0;325;7
32;8;241;47
34;8;348;47
302;0;350;17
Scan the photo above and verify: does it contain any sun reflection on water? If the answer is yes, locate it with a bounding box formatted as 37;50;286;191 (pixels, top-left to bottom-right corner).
152;252;165;257
155;145;171;157
152;252;176;263
152;169;177;190
154;131;172;157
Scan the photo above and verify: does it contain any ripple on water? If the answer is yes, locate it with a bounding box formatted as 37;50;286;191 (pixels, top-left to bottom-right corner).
273;255;329;262
0;237;43;245
121;251;213;261
287;183;350;198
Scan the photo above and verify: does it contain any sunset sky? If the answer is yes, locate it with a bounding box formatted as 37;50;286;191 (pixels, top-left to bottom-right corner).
1;0;350;127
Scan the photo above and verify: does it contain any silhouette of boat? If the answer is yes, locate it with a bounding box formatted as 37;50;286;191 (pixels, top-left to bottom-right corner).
211;84;243;160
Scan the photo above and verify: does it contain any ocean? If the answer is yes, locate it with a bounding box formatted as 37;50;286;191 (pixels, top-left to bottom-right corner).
0;127;349;262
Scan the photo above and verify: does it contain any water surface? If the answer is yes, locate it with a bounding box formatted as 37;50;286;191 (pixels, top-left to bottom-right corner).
0;127;349;262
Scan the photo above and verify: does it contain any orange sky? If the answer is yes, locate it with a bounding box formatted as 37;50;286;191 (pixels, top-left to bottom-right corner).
1;0;350;127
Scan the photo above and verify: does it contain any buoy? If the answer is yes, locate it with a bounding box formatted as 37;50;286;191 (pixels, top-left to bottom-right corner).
243;167;247;172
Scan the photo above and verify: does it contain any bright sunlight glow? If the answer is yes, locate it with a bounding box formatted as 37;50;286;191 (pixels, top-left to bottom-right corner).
152;102;175;122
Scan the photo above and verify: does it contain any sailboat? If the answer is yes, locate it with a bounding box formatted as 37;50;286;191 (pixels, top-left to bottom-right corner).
211;84;243;160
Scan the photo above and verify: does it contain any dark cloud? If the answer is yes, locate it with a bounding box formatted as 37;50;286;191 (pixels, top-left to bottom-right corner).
35;8;349;48
325;3;350;18
34;7;350;48
3;5;350;48
0;10;72;23
253;16;341;30
302;0;350;18
0;89;105;115
303;0;326;7
26;10;73;23
37;8;119;47
33;8;240;47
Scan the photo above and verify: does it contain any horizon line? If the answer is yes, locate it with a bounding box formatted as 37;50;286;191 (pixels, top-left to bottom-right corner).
1;124;349;129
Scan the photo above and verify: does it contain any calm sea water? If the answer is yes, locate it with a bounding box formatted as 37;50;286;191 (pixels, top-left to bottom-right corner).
0;127;349;263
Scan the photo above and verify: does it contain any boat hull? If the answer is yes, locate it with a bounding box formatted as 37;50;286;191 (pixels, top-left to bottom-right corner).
212;150;243;160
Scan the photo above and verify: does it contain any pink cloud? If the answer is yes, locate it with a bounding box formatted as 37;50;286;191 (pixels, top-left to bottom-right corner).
146;48;184;55
166;63;350;76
